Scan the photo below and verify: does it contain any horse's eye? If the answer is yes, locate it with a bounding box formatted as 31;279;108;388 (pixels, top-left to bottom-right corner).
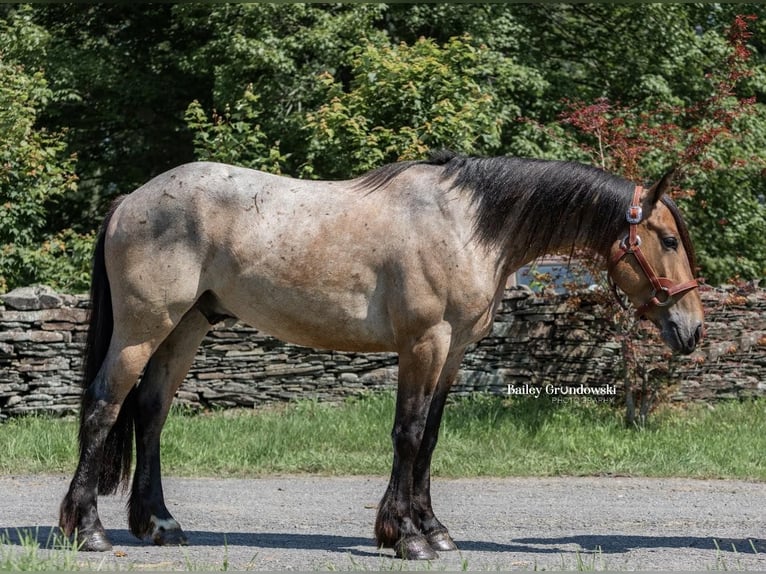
662;236;679;250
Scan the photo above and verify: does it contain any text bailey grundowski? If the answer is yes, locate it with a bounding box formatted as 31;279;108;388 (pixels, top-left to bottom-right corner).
506;383;617;399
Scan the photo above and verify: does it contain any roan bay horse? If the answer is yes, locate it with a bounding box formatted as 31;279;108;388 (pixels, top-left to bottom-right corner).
60;151;703;559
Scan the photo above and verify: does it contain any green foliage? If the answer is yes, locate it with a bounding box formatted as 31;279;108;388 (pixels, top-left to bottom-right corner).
548;12;766;285
1;4;765;288
29;4;209;229
2;230;94;294
301;35;508;178
184;30;544;180
185;86;287;174
0;47;83;292
174;4;388;177
682;167;766;283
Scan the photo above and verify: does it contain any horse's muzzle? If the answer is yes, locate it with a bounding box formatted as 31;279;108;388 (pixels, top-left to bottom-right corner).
665;320;703;355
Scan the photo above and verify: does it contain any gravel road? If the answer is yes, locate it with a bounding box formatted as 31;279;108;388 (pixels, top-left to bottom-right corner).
1;474;764;571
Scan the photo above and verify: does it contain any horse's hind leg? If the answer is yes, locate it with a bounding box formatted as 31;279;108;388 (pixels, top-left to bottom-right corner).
60;337;162;551
128;307;211;545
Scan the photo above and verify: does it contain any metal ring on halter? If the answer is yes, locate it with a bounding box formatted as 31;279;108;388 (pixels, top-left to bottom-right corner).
619;234;641;251
652;286;673;307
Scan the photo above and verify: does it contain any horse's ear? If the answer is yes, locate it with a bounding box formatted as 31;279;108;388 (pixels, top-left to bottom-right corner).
648;167;676;204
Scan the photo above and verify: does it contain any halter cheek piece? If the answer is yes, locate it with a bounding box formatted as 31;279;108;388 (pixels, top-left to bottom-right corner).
609;186;699;319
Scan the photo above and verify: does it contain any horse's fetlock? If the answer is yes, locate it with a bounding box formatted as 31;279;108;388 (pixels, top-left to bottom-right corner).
128;495;152;539
374;505;400;548
58;494;79;537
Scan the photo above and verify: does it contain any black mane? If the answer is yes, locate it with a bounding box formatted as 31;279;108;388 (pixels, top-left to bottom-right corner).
438;152;633;257
361;151;634;260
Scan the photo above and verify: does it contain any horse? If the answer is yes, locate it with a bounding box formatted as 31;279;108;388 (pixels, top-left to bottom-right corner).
59;151;704;560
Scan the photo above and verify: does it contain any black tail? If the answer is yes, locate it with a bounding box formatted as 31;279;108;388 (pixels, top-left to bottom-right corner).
79;195;136;495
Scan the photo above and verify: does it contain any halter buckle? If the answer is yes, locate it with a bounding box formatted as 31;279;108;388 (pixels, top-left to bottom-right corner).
626;205;643;224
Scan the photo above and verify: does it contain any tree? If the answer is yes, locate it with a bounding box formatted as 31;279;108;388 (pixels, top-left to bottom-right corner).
553;13;766;285
300;35;536;178
0;4;763;291
184;86;287;174
0;6;85;292
174;3;388;178
541;13;766;423
182;18;544;180
30;4;210;229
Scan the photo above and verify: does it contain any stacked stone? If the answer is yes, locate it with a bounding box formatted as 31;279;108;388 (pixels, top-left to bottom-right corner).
459;288;622;395
668;288;766;402
1;284;764;418
179;324;398;408
0;286;89;419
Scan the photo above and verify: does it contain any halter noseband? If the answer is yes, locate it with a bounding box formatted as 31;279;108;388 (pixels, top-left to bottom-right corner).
609;186;699;319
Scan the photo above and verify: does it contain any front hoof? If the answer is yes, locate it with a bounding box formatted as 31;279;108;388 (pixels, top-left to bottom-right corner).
427;529;457;551
394;535;438;560
77;529;113;552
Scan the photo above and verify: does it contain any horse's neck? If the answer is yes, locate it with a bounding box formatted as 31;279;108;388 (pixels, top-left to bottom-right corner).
495;185;619;273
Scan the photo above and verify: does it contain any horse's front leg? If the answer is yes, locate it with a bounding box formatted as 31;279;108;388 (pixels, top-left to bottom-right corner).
411;351;465;552
375;323;451;560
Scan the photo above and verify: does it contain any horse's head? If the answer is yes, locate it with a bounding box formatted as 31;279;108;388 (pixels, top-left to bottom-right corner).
608;170;704;354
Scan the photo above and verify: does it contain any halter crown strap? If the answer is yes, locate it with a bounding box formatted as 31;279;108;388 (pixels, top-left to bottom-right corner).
610;185;699;318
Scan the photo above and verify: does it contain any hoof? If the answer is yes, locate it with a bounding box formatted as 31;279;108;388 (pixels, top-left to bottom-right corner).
77;529;113;552
151;516;188;546
153;527;188;546
427;529;457;551
394;535;438;560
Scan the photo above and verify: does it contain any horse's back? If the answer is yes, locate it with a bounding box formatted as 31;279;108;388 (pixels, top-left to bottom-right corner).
104;162;499;352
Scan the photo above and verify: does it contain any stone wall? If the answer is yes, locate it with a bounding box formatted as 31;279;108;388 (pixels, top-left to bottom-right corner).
1;285;764;418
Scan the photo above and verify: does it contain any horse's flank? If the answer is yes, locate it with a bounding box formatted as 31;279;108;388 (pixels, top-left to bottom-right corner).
106;159;492;353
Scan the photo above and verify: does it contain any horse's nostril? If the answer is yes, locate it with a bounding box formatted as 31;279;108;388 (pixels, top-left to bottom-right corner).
679;322;703;354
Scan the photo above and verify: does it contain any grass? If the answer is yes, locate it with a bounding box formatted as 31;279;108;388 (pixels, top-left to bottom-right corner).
1;392;765;480
2;394;763;571
0;529;88;571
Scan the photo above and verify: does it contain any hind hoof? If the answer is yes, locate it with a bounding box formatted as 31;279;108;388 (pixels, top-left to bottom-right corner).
151;516;188;546
394;535;438;560
153;528;188;546
427;529;457;551
77;529;113;552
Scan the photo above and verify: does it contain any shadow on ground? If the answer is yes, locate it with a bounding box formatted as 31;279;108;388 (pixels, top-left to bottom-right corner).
2;526;763;559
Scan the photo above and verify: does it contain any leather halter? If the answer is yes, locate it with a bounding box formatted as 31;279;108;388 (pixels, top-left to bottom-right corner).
609;186;699;319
